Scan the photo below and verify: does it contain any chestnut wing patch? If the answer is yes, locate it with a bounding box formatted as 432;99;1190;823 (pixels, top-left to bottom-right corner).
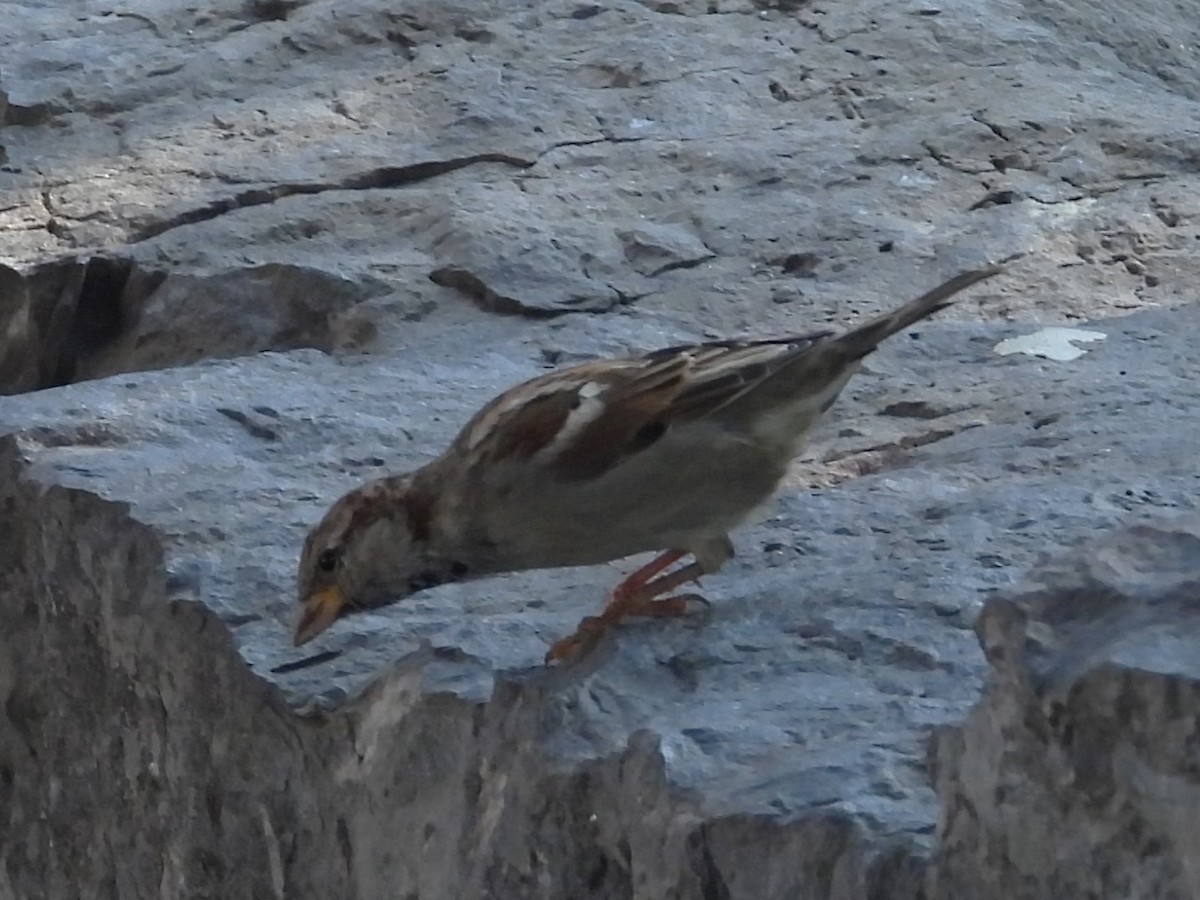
542;353;689;481
455;330;837;485
534;336;835;482
486;389;581;461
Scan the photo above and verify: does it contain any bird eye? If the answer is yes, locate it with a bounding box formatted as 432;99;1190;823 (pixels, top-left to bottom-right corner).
316;547;341;573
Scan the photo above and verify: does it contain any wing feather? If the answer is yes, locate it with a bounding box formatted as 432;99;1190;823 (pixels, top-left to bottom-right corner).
451;331;847;483
448;265;1006;486
534;333;837;481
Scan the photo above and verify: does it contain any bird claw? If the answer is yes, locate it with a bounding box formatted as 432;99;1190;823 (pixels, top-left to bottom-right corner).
545;615;608;664
625;592;709;617
544;594;710;665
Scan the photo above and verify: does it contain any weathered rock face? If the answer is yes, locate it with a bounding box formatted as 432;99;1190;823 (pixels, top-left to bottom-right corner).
4;0;1200;896
6;0;1200;394
2;299;1199;898
0;438;930;900
6;443;1200;900
931;523;1200;900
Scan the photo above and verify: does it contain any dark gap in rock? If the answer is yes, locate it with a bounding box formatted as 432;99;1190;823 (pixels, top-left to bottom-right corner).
0;256;175;395
50;257;135;386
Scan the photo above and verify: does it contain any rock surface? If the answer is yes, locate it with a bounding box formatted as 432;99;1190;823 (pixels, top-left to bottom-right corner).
5;0;1200;394
932;522;1200;900
2;436;933;900
3;0;1200;896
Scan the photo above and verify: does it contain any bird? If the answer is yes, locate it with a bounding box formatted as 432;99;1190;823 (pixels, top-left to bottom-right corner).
293;263;1006;662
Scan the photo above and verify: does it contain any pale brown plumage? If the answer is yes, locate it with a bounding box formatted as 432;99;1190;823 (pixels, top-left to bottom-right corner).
293;264;1006;659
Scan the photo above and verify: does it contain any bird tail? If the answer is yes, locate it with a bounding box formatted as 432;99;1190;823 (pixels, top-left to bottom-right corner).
828;263;1006;361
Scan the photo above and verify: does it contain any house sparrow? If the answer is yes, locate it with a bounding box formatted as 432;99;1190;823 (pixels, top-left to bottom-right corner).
294;264;1005;661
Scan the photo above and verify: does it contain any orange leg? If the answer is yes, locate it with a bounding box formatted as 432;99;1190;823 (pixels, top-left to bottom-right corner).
546;551;710;663
603;550;687;611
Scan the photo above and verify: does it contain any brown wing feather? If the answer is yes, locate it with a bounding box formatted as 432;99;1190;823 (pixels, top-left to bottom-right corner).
551;353;692;480
450;263;1006;485
486;390;580;460
455;332;841;483
663;332;834;419
551;333;837;480
449;356;683;480
454;373;584;461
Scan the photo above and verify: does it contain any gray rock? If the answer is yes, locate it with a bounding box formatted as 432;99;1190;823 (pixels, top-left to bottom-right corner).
92;263;394;376
0;256;168;395
931;522;1200;900
7;0;1200;357
0;436;928;900
4;0;1200;894
2;299;1200;896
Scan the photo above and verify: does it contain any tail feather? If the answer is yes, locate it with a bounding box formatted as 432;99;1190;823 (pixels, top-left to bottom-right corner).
727;259;1014;446
830;264;1004;361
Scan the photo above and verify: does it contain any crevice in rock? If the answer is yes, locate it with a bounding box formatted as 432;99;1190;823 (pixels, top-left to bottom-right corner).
428;266;567;318
824;424;975;462
215;407;280;442
0;255;167;395
970;113;1010;143
129;153;534;243
797;421;982;487
878;399;971;420
645;255;714;277
921;142;994;175
967;188;1020;212
102;9;166;37
538;135;647;158
429;264;644;318
50;257;146;386
0;257;397;395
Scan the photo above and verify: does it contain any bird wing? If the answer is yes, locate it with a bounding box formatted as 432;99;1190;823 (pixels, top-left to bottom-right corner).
453;264;1006;484
452;330;834;483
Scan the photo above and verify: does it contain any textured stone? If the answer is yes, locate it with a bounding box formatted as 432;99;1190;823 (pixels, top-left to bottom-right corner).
6;0;1200;376
4;0;1200;895
931;522;1200;900
3;298;1200;896
0;437;928;900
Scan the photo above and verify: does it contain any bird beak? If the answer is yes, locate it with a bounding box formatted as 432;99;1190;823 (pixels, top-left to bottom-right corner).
293;587;345;646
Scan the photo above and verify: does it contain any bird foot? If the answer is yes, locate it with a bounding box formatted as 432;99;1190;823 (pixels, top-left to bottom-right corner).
544;593;710;664
545;615;608;664
622;592;710;618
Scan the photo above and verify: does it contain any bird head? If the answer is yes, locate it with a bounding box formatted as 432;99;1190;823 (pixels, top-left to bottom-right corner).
292;474;469;645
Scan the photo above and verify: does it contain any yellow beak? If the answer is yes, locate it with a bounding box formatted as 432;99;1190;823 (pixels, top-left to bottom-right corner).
293;587;345;646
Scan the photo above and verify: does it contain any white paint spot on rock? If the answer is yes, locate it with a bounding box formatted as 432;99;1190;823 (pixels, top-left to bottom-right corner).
994;327;1108;362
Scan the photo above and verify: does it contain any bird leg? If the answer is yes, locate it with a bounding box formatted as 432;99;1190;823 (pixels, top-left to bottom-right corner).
604;549;687;607
545;550;709;662
606;559;709;618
